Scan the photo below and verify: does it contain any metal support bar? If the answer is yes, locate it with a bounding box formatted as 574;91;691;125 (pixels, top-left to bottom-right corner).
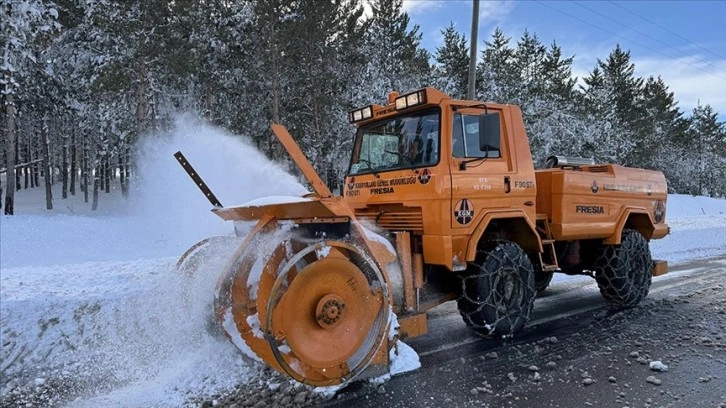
271;124;333;198
174;151;223;208
394;231;416;312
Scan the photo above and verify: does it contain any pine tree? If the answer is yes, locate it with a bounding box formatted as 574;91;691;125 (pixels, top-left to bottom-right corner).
598;45;645;165
542;41;577;101
242;0;297;157
2;0;61;214
288;0;367;186
580;66;625;162
580;45;647;165
524;41;580;165
512;30;546;101
432;23;469;99
689;104;726;197
510;31;547;159
638;76;688;187
364;0;430;96
477;28;515;102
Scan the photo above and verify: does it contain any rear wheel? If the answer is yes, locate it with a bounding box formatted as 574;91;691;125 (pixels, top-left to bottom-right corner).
594;229;653;309
458;240;536;336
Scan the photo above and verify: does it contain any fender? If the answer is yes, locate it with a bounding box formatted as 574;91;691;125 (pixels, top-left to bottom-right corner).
465;209;542;261
603;207;655;245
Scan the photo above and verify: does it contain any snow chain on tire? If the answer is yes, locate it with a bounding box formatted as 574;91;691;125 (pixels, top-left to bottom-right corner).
594;229;653;309
457;240;536;336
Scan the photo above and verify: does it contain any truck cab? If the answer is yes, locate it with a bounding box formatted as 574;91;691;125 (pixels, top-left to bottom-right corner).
343;87;667;329
344;87;541;272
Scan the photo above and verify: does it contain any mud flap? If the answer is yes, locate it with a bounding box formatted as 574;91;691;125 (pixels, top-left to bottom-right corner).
652;260;668;276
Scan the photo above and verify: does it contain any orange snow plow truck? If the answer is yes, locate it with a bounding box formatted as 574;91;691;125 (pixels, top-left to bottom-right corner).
176;87;669;387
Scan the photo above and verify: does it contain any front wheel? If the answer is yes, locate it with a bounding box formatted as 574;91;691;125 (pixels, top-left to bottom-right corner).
594;229;653;309
457;240;536;336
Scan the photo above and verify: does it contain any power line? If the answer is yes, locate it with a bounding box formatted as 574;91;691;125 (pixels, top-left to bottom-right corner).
534;0;726;82
607;0;726;61
573;0;726;78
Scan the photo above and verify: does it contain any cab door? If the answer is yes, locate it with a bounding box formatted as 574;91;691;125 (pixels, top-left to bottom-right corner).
448;108;517;230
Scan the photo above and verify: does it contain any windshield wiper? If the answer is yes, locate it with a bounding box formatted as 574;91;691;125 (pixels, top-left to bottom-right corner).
357;159;380;178
384;150;417;172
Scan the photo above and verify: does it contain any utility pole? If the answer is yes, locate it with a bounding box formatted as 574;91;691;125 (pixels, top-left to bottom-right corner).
467;0;480;100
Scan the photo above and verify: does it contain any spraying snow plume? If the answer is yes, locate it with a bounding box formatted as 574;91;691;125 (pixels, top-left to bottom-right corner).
131;115;308;249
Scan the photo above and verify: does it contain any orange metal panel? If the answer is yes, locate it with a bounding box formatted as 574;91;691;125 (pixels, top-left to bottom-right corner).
213;200;337;221
394;231;416;312
422;235;453;268
398;313;428;339
464;210;542;260
535;165;668;241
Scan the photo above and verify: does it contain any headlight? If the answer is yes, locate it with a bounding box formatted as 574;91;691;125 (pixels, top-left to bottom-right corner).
395;89;427;110
348;105;375;123
654;200;665;223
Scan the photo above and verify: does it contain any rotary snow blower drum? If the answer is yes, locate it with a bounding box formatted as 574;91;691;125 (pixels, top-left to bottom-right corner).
175;125;400;386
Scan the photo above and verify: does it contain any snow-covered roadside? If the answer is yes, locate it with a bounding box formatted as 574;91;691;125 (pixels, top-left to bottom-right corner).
1;257;251;407
650;194;726;263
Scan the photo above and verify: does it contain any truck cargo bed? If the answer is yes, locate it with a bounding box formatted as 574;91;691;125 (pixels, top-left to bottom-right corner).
534;164;668;242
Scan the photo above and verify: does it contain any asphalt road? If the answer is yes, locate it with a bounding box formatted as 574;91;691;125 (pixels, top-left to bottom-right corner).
325;257;726;408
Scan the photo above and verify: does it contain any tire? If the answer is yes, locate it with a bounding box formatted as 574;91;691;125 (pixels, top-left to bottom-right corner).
528;253;553;293
535;270;554;293
458;240;536;335
594;229;653;309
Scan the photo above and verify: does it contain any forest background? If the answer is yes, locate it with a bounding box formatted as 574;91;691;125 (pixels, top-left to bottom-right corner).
2;0;725;215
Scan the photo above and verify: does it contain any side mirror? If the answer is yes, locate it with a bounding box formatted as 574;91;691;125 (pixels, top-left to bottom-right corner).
479;112;501;152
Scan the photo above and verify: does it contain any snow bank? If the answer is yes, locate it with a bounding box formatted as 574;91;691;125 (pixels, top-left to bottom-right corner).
650;194;726;264
1;253;250;407
663;193;725;218
1;118;309;406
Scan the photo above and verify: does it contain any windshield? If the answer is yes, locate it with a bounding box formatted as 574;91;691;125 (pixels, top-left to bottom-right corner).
349;109;440;176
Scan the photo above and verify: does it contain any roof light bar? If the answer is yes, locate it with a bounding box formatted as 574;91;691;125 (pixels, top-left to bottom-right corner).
395;89;427;110
348;105;374;123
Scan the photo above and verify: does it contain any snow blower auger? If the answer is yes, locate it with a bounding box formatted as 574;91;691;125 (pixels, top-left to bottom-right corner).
175;125;400;386
176;88;670;387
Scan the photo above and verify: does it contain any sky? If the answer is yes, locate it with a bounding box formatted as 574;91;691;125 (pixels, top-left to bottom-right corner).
402;0;726;120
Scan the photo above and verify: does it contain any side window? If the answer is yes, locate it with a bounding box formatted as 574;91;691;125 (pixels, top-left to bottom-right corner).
452;118;465;157
452;113;501;158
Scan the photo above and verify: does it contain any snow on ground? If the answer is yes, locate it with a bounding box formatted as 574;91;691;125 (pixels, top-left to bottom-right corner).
1;117;725;407
650;194;726;263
